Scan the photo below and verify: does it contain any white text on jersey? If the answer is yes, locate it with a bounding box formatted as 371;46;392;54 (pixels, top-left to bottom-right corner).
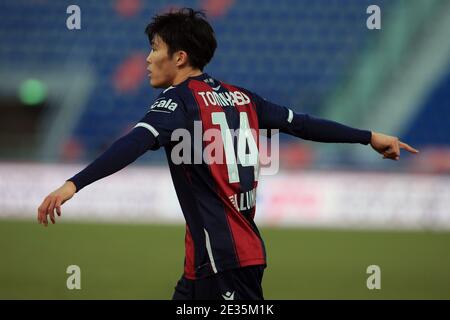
150;98;178;112
198;90;251;107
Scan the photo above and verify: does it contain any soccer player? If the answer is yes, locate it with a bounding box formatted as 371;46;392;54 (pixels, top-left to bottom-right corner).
37;8;419;300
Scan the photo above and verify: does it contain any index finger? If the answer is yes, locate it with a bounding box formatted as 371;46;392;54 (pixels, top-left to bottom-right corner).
399;141;419;154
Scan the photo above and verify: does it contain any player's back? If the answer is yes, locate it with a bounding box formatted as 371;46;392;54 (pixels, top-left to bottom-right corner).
138;73;267;279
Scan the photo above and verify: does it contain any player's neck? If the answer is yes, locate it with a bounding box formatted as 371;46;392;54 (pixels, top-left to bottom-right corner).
172;68;203;86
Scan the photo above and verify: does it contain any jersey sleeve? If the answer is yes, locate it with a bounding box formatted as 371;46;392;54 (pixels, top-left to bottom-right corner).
251;92;372;145
134;88;188;150
67;127;157;192
67;89;188;192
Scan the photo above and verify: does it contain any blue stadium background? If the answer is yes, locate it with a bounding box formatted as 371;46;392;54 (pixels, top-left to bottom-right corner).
0;0;449;170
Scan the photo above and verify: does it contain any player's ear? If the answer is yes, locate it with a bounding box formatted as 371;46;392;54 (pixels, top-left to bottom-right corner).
175;50;189;67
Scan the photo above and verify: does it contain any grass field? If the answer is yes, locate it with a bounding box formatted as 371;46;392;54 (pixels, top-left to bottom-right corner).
0;219;449;299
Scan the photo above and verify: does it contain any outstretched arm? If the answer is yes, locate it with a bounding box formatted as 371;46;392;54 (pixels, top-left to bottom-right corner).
281;112;373;145
252;92;419;158
37;89;187;227
281;113;419;159
37;127;156;226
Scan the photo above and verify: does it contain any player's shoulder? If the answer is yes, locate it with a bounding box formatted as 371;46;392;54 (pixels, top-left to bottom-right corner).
218;81;252;95
218;82;265;107
148;86;187;114
217;80;264;102
155;85;184;100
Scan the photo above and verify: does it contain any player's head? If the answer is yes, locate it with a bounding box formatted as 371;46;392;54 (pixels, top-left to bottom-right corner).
145;8;217;88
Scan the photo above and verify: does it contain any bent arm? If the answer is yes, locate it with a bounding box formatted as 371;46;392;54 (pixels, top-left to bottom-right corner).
67;126;157;192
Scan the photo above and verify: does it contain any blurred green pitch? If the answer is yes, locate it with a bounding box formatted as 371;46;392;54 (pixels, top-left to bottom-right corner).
1;220;449;299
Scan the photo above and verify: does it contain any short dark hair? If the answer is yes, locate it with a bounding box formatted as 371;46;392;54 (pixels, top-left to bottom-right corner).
145;8;217;71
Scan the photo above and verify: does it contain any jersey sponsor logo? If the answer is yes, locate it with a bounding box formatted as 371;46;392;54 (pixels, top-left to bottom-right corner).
203;77;215;85
149;98;178;113
222;291;235;300
197;90;251;107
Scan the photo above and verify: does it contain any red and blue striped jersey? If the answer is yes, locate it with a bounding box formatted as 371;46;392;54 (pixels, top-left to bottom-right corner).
137;73;268;279
134;73;371;279
69;72;371;280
